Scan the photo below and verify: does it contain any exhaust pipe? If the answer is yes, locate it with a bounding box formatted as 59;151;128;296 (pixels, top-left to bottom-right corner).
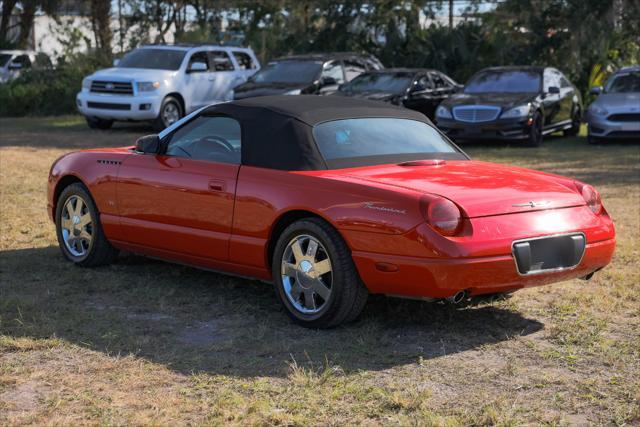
446;290;467;304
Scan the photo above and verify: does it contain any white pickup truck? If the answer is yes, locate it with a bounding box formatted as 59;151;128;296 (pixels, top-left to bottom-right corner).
77;44;260;130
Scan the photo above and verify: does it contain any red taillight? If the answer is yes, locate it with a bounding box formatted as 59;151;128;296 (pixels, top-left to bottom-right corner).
580;184;602;214
426;197;463;236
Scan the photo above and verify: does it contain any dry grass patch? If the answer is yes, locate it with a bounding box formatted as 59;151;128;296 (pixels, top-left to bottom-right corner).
1;118;639;425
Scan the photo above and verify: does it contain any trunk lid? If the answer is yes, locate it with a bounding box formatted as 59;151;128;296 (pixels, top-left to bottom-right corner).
334;160;585;218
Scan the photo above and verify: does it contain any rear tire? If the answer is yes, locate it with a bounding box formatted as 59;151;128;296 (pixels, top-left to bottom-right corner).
272;218;368;328
564;108;581;137
525;111;543;147
153;96;183;131
55;183;119;267
85;117;113;130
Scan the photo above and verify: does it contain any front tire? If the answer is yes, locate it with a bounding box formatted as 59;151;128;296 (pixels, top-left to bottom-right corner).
564;108;581;137
153;96;183;131
272;218;368;328
55;183;118;267
526;111;543;147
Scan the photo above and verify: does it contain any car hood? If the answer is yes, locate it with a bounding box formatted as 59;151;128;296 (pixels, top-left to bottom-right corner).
89;67;176;82
441;92;537;110
592;92;640;110
327;160;585;218
233;81;311;99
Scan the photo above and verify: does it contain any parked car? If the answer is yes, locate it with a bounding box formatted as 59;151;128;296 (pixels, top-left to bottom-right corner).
586;66;640;144
436;66;582;146
332;68;461;119
0;50;38;83
232;52;383;100
77;44;260;130
48;96;615;328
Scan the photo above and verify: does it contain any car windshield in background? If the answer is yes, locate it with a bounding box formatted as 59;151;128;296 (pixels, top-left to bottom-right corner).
118;48;186;70
251;60;322;84
340;73;414;93
313;118;464;168
464;70;541;93
0;54;12;67
605;71;640;93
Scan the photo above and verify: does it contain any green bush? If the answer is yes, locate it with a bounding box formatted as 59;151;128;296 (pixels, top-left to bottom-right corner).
0;53;110;117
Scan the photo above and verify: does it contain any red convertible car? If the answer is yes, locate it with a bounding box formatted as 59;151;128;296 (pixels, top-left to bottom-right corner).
48;96;616;328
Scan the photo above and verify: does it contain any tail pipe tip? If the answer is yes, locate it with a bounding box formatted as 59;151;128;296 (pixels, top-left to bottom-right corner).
446;290;468;304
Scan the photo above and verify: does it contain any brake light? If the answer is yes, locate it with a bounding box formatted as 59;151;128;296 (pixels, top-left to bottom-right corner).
426;197;463;236
579;184;602;214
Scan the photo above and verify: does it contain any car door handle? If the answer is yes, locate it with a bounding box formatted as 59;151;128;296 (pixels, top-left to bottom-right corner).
208;180;225;191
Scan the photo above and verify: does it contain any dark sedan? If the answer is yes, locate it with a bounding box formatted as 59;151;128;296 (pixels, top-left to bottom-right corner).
435;66;582;146
233;53;383;100
332;68;461;120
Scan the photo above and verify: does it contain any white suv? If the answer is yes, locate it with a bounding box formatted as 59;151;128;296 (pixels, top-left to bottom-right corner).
77;44;260;130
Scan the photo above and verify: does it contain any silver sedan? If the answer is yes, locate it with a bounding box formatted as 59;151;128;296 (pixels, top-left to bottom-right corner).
586;66;640;144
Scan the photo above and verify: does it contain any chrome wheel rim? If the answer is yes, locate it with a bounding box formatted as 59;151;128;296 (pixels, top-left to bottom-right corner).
162;102;180;126
281;234;333;314
61;195;93;257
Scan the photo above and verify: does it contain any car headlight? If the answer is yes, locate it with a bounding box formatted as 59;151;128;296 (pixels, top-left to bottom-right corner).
500;104;531;119
81;78;91;90
283;89;302;95
435;105;452;119
137;81;161;92
589;104;608;116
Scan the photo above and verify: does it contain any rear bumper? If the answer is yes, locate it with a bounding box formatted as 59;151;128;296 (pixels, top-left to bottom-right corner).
76;91;161;121
353;238;615;298
436;117;533;141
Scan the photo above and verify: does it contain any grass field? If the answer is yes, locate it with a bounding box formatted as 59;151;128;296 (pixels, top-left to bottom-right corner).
1;116;638;425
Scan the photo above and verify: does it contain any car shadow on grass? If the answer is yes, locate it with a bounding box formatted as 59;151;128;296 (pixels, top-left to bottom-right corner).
1;246;544;378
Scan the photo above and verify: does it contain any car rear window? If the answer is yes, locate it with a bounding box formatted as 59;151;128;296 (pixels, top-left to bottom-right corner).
312;118;464;168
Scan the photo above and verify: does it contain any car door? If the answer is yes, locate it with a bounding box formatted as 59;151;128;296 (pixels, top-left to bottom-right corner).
231;50;259;84
207;50;239;102
542;68;565;127
558;71;576;123
403;73;438;118
116;115;242;261
184;50;212;111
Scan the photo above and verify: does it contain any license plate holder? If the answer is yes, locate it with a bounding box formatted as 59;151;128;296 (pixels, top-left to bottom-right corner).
512;233;586;275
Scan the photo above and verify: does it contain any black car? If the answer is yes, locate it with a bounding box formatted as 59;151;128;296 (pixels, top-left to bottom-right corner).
435;66;582;146
332;68;461;120
232;52;383;100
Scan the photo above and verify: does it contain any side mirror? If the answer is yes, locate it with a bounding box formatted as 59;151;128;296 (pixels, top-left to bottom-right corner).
8;62;22;70
113;58;120;67
135;134;160;154
320;76;337;86
590;86;603;95
548;86;560;94
188;61;207;73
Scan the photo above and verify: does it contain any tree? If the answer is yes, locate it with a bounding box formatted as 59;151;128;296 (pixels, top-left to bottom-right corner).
90;0;112;58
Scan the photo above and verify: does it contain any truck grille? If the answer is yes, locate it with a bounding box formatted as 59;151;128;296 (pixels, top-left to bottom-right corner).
453;105;501;123
607;113;640;122
90;80;134;95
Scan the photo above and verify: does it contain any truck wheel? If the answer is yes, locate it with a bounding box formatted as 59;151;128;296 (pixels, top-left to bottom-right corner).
153;96;183;131
86;117;113;130
272;218;368;328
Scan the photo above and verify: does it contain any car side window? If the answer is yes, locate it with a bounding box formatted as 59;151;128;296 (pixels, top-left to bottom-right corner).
188;51;209;71
232;51;257;70
322;61;345;84
13;54;32;68
543;69;562;92
430;72;449;89
209;51;235;71
343;59;366;81
559;74;572;88
165;116;241;164
415;75;433;91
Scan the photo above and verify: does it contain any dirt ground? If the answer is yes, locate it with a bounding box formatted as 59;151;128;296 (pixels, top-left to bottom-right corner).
1;116;638;425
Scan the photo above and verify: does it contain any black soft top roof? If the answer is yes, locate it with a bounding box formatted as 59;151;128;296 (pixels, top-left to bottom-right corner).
200;95;438;171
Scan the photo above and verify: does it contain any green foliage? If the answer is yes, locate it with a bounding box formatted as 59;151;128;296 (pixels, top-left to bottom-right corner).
0;53;110;117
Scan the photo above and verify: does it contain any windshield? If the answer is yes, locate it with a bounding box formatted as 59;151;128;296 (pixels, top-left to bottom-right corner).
251;60;322;84
0;54;12;67
118;48;186;71
464;70;541;93
605;71;640;93
340;73;414;93
313;118;464;168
